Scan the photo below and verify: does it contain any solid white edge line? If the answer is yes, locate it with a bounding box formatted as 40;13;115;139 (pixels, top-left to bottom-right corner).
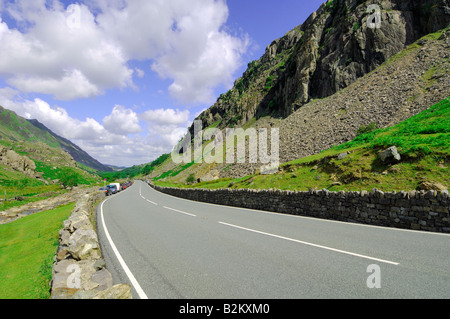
100;198;149;299
163;206;197;217
219;221;400;266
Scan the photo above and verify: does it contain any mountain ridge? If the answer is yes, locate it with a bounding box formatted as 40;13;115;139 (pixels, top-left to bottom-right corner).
0;105;112;172
26;119;112;172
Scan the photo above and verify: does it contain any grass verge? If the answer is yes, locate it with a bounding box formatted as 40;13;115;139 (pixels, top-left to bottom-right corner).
155;97;449;192
0;203;74;299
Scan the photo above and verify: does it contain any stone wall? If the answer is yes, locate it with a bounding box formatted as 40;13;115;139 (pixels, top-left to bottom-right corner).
150;184;450;233
51;188;133;299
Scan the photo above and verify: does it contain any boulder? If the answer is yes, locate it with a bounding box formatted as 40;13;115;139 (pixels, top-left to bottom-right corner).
378;146;401;163
417;181;447;192
337;152;348;160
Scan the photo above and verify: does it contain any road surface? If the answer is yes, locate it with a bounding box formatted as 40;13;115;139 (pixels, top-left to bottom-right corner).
96;180;450;299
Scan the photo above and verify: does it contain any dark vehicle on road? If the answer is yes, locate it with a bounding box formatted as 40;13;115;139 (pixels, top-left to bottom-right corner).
106;184;118;196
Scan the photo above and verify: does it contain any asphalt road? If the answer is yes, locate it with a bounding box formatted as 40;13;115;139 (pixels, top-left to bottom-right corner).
96;180;450;299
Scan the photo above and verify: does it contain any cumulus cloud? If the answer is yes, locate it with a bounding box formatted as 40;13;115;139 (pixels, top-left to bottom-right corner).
0;3;133;100
0;88;190;167
0;0;250;166
103;105;143;135
140;108;190;126
140;108;191;149
0;0;249;104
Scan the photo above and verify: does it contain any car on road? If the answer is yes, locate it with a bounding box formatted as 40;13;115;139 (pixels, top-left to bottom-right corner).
106;184;118;196
99;187;110;196
110;183;122;192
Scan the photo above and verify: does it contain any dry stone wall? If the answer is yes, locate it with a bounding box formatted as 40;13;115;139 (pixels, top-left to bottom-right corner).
51;188;133;299
150;184;450;234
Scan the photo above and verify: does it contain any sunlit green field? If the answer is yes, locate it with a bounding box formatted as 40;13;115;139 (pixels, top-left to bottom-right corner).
0;203;74;299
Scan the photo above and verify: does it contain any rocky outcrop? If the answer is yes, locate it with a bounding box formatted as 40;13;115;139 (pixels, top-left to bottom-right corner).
187;27;449;181
193;0;450;132
50;189;133;299
157;0;449;183
0;145;36;177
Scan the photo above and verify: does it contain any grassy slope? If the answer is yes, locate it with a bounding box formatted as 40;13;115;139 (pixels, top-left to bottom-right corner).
155;97;449;192
0;107;60;148
0;113;101;210
0;203;74;299
0;154;100;211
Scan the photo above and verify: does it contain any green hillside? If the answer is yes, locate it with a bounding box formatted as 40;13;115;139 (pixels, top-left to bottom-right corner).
0;107;60;148
0;106;111;172
155;97;449;193
0;107;102;211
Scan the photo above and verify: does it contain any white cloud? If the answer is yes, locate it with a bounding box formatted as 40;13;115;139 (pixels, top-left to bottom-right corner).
140;108;191;148
9;69;100;100
135;68;145;78
0;3;134;100
0;0;251;166
103;105;143;135
0;0;249;105
0;88;189;167
140;108;190;126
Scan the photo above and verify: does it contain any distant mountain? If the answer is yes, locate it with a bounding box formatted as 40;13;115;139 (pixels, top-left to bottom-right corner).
104;164;127;172
0;106;112;172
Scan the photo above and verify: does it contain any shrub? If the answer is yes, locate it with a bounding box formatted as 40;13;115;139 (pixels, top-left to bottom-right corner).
186;174;196;185
357;122;379;136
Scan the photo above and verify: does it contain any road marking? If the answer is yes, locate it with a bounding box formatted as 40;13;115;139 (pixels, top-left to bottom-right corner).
146;199;158;205
100;198;149;299
163;206;197;217
219;222;400;266
147;183;450;238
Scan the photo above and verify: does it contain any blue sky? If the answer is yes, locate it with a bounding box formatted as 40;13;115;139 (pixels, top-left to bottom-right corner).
0;0;325;167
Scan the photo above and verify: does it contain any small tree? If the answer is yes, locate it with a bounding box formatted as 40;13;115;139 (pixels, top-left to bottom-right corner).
186;174;196;185
60;173;79;188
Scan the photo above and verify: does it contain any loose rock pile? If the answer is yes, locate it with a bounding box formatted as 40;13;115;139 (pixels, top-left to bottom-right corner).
51;189;133;299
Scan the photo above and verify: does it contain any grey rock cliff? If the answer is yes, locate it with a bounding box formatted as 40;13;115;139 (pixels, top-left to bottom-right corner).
192;0;449;131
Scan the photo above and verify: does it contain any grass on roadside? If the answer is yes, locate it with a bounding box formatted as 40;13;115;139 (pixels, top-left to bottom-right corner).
155;97;449;192
0;203;74;299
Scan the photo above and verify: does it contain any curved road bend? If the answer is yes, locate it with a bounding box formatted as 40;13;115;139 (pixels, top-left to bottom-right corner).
96;180;450;299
